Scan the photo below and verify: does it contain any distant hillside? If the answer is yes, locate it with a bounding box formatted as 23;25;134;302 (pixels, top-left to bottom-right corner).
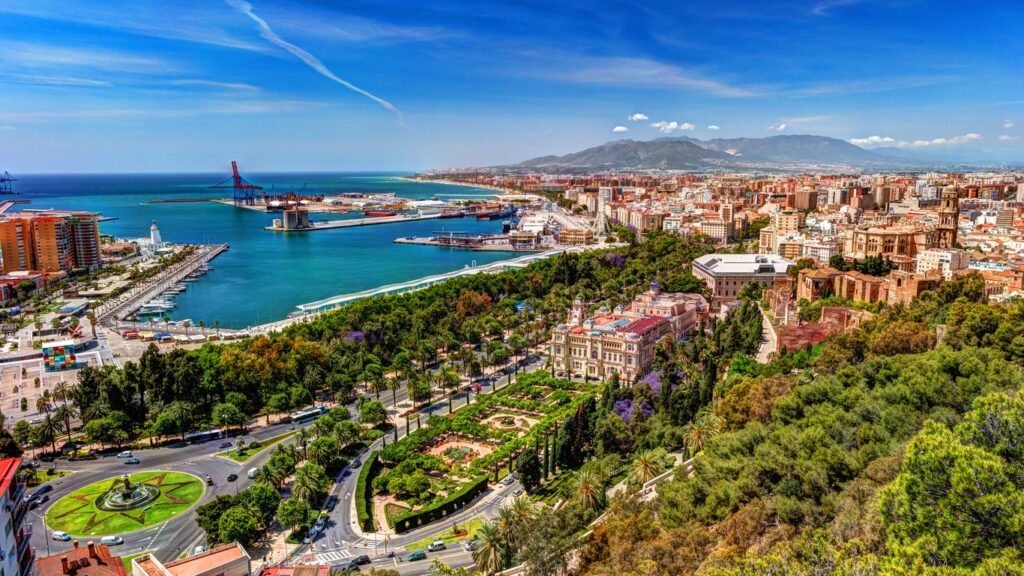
509;134;926;171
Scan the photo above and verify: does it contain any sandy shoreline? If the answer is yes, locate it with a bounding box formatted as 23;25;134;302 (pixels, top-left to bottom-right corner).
396;176;508;194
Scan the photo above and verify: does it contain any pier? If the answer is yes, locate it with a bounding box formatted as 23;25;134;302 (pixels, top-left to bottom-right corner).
95;244;230;324
265;212;441;232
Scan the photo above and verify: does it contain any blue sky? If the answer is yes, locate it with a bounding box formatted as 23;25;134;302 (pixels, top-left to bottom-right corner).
0;0;1021;172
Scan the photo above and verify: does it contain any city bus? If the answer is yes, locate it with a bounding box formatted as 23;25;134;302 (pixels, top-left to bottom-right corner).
289;406;327;424
184;428;224;444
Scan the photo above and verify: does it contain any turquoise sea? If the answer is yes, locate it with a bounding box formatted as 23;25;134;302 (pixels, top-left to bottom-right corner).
11;173;511;328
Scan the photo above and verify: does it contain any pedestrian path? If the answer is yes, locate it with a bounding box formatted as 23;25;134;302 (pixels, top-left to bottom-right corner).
314;549;353;564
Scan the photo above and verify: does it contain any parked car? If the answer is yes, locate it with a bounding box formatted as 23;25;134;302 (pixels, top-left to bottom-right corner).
52;531;71;541
427;540;447;552
513;489;523;497
247;467;259;479
226;473;238;482
36;485;54;496
124;457;141;465
501;475;515;485
313;517;326;531
100;536;123;545
193;546;205;555
29;495;49;509
116;450;133;458
324;496;338;511
352;555;370;566
218;441;233;449
407;551;427;562
351;458;361;468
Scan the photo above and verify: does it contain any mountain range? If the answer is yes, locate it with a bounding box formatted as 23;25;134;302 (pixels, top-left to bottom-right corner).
508;135;939;172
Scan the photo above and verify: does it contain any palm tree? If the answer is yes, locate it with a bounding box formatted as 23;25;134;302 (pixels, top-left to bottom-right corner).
684;408;721;456
33;319;42;347
473;522;507;575
182;320;191;337
292;466;326;504
198;320;206;336
214;320;220;337
257;465;286;489
38;414;63;455
387;377;400;407
54;404;75;444
86;311;98;338
573;469;603;512
296;428;310;461
35;396;51;414
629;449;665;486
436;364;460;412
162;315;170;333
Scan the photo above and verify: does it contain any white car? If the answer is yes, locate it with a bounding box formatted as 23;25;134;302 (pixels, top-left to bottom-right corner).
193;546;205;556
52;531;71;541
427;540;447;552
247;467;259;479
117;451;133;458
100;536;123;545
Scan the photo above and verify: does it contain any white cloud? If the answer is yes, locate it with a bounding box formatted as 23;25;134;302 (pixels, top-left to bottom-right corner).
849;135;897;146
628;113;648;121
545;55;757;97
1004;120;1016;129
850;133;984;148
612;126;629;133
767;123;787;131
225;0;402;122
167;79;261;92
998;135;1019;142
680;122;695;131
12;75;112;87
707;124;720;131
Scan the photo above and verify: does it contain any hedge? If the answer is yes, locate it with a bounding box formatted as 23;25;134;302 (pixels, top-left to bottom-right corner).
392;475;489;533
355;450;380;532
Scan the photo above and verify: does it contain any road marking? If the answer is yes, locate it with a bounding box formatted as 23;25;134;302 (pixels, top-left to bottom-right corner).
314;550;353;564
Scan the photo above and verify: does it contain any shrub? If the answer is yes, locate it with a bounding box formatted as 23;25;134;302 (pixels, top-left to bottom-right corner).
355;450;380;532
392;475;489;533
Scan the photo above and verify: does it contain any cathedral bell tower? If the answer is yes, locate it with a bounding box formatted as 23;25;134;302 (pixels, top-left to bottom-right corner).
937;185;959;249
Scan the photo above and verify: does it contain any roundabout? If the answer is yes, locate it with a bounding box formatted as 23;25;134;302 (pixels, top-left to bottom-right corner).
45;471;205;537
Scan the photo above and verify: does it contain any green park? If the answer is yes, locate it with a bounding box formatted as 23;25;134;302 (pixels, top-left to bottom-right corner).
45;471;204;536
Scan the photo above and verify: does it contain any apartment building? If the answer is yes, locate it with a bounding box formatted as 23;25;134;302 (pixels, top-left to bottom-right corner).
131;543;250;576
915;248;970;280
0;458;33;576
0;211;102;274
37;541;125;576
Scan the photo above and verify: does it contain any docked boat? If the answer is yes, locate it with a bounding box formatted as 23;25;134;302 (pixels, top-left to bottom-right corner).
439;209;466;218
363;209;398;217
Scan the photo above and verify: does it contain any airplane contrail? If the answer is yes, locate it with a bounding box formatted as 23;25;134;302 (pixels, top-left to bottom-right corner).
225;0;403;122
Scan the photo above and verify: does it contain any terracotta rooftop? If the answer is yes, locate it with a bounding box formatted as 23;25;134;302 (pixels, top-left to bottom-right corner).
262;566;329;576
0;456;20;496
623;315;667;335
38;542;126;576
134;543;249;576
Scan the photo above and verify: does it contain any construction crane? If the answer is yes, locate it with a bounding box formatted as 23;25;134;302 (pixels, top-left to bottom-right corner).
0;171;18;195
209;161;263;206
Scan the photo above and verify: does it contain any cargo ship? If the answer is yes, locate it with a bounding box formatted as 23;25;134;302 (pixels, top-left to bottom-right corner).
363;209;398;217
439;209;466;218
475;206;516;220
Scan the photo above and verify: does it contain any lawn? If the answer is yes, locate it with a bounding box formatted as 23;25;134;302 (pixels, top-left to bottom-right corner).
216;431;295;463
384;502;411;526
26;469;72;486
405;517;484;551
45;471;204;536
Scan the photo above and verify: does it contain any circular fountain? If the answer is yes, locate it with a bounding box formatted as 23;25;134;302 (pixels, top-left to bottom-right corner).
97;474;161;511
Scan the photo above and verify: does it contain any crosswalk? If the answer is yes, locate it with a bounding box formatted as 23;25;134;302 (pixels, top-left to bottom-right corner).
314;550;353;564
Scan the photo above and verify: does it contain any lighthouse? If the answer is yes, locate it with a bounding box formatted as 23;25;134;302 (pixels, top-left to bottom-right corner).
150;220;162;249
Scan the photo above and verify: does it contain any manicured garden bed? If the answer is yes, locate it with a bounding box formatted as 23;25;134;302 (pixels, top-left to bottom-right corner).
46;471;204;536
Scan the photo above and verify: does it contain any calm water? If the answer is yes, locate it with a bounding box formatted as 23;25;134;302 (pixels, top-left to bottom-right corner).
12;173;510;328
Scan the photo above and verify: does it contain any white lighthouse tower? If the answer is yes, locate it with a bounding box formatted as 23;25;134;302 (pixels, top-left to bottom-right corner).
149;220;162;250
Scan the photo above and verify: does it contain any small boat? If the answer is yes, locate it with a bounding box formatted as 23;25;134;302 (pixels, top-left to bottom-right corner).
363;210;397;217
439;209;466;219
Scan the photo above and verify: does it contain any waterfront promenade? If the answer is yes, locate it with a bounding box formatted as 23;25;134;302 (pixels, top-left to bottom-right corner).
94;244;230;324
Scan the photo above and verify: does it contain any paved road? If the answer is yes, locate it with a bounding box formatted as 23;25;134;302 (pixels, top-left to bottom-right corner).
30;419;298;562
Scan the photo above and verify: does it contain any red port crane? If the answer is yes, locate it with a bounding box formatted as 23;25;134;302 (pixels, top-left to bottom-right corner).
209;161;263;206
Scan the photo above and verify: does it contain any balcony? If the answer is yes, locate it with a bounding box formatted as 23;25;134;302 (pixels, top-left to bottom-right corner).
18;547;34;576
